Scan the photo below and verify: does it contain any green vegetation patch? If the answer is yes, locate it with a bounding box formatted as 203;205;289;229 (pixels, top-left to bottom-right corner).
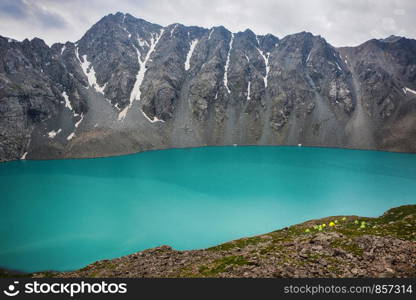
298;205;416;241
334;206;416;241
208;236;267;251
378;205;416;224
198;255;253;277
330;239;363;256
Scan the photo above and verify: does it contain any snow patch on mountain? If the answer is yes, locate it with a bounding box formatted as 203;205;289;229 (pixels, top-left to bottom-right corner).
170;24;178;37
185;39;199;71
62;91;73;111
48;129;62;139
62;91;79;117
75;114;84;128
257;48;270;88
67;132;75;141
223;33;234;94
118;107;129;121
306;50;312;63
140;108;165;123
256;35;260;46
403;87;416;95
119;29;165;121
75;48;106;95
208;28;214;40
335;62;342;71
138;38;149;48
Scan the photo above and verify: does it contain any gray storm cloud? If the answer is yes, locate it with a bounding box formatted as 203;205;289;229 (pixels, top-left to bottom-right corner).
0;0;415;46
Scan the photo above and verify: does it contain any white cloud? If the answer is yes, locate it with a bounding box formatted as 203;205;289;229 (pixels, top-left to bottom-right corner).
0;0;415;47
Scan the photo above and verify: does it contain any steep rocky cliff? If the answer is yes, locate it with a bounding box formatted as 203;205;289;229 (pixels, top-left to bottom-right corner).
1;12;416;162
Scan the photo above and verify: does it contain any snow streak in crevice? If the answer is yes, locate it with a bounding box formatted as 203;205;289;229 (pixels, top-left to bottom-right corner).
118;29;165;121
306;49;312;63
170;24;178;37
404;87;416;95
75;113;84;128
257;48;270;88
48;129;62;139
139;108;165;123
223;33;234;94
185;39;199;71
208;28;214;40
75;47;106;95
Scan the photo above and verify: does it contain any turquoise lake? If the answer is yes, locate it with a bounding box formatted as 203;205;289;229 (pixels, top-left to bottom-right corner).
1;146;415;272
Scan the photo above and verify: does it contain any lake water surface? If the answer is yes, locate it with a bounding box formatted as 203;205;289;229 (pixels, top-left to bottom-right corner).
1;146;415;272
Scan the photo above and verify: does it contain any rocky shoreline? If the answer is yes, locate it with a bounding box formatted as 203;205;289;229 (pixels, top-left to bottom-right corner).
2;204;412;278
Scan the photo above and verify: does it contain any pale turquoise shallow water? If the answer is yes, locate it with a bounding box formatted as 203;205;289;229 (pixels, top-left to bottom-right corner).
0;146;415;272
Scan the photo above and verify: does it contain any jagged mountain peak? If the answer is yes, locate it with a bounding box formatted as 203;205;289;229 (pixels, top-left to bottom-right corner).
104;11;153;25
0;13;416;162
279;31;326;45
380;35;405;43
350;35;415;52
242;28;256;36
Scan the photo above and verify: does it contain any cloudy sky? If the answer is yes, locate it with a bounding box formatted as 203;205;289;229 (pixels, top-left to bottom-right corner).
0;0;415;47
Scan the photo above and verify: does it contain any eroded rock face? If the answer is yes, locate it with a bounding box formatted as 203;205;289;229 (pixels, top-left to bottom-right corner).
1;13;416;162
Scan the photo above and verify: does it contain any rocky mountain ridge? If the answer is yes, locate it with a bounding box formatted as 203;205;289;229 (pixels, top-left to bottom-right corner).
1;205;411;278
1;12;416;162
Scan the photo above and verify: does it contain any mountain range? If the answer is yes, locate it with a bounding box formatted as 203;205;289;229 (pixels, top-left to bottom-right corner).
1;12;416;162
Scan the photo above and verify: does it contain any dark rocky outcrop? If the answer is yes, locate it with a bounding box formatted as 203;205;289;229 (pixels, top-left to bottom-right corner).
1;14;416;162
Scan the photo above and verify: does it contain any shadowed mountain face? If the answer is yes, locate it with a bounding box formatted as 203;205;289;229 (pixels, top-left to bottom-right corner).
1;12;416;162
